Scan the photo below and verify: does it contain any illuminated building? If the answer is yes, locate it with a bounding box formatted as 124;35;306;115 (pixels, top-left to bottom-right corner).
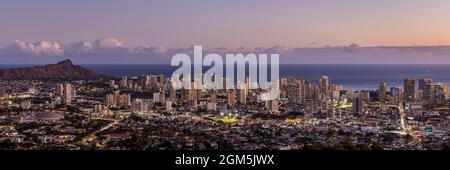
419;77;433;101
319;76;330;97
64;84;72;105
353;97;364;115
227;90;236;106
378;81;387;103
404;77;416;102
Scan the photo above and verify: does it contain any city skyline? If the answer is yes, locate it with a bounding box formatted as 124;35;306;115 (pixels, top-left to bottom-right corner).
1;67;449;150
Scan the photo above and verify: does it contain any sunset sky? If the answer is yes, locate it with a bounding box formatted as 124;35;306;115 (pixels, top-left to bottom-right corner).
1;0;450;64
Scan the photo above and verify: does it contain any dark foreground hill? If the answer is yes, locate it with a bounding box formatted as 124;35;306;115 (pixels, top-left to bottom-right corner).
0;59;107;80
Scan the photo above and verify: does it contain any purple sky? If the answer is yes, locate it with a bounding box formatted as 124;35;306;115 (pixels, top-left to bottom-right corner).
1;0;450;64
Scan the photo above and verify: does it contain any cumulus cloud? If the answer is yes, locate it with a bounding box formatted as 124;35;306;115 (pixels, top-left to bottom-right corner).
69;37;130;53
8;40;64;56
93;37;125;48
70;41;94;52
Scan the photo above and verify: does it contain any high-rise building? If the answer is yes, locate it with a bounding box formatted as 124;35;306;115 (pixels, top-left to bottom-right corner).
299;83;307;104
137;75;147;89
287;84;300;104
360;91;371;102
428;83;449;105
265;100;279;112
319;76;330;97
157;74;165;90
236;82;247;104
149;75;158;90
120;76;128;88
210;90;217;103
227;90;236;106
390;87;403;103
105;90;122;107
113;90;121;104
131;99;148;114
54;84;64;96
169;86;177;101
118;93;131;107
353;97;364;115
305;99;318;115
94;104;107;114
64;84;72;105
237;88;247;104
305;83;320;101
419;77;433;91
280;78;289;88
165;101;173;111
109;80;116;89
331;84;343;100
106;94;116;107
127;80;134;90
404;77;416;102
378;81;387;103
188;82;197;102
419;78;433;101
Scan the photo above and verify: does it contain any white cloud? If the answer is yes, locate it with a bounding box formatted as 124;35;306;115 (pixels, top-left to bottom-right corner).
69;37;127;52
10;40;64;56
70;41;94;52
93;37;125;48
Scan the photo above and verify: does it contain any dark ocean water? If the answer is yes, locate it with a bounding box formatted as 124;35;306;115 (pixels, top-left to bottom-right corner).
2;64;450;90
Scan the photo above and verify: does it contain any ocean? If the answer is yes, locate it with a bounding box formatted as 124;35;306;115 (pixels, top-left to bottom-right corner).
2;64;450;90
